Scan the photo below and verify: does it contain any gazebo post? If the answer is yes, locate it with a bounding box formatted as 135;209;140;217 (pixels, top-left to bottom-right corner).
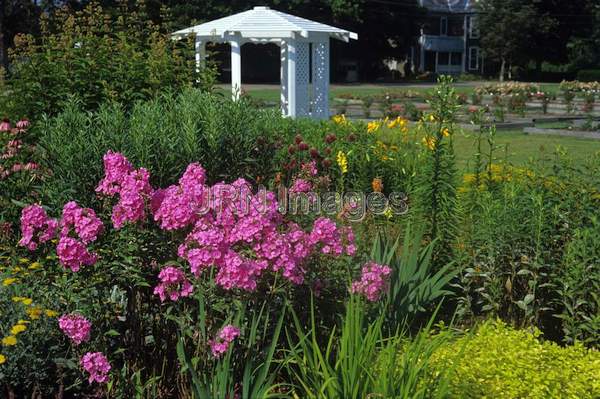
230;39;242;100
194;35;205;75
280;40;289;116
286;40;296;117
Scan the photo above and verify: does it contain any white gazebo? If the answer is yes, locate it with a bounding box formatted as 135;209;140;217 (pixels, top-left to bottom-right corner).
172;6;357;119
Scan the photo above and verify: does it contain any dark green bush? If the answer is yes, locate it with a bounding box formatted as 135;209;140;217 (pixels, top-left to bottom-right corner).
576;69;600;82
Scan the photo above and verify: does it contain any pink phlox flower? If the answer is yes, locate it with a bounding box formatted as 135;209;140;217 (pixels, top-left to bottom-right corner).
81;352;111;384
351;261;392;302
18;205;58;251
58;314;91;345
153;266;194;302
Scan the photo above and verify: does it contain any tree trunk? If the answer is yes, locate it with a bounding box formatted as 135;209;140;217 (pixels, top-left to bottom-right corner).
499;58;506;82
508;63;512;80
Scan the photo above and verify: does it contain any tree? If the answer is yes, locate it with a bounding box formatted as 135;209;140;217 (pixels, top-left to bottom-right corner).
476;0;544;81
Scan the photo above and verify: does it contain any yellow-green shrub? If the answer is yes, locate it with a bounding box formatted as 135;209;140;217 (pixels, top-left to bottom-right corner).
428;320;600;398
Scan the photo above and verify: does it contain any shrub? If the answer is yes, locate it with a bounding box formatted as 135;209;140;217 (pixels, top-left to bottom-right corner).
427;320;600;398
35;91;287;207
5;1;209;119
576;69;600;82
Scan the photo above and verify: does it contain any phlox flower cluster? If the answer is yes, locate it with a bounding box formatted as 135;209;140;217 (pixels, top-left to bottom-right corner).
96;151;153;229
153;163;206;230
153;266;194;302
81;352;111;384
18;205;58;251
351;261;392;302
58;314;92;345
57;202;103;272
209;325;240;358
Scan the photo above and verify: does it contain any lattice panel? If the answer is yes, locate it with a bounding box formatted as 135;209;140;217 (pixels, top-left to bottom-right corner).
311;41;330;119
294;42;310;117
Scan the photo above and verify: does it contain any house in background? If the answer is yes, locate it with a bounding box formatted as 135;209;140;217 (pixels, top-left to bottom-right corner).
414;0;482;75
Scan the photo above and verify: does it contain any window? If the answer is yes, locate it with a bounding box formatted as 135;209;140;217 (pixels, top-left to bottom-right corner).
440;17;448;36
469;16;480;39
451;52;462;66
469;47;479;70
438;52;450;65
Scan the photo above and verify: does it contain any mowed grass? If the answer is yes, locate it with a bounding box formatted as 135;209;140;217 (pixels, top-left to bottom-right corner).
453;129;600;171
219;82;562;103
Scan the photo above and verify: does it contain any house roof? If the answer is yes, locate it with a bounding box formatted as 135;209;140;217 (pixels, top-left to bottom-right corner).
419;0;476;13
172;6;357;42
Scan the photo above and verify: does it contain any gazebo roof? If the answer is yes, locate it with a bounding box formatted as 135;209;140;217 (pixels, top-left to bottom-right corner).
172;6;358;42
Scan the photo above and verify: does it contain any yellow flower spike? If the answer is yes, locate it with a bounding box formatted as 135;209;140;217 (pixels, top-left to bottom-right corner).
336;151;348;174
0;354;6;364
10;324;26;335
2;278;17;286
2;336;17;346
383;207;393;219
45;310;58;317
442;128;450;137
28;262;41;270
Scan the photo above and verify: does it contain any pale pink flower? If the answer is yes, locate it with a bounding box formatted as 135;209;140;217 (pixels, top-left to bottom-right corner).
81;352;111;384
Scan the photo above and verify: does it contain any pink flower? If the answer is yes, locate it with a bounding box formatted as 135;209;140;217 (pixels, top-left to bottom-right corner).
351;261;392;302
153;266;194;302
58;314;91;345
96;151;133;196
56;236;98;272
60;201;104;244
81;352;111;384
18;205;58;251
0;119;10;132
290;178;312;194
16;119;30;129
209;324;240;358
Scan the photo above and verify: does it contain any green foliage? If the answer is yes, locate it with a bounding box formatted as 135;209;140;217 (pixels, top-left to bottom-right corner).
285;296;451;399
576;69;600;82
5;1;206;119
427;320;600;398
556;218;600;346
35;90;286;207
175;300;286;399
371;225;456;327
414;75;459;268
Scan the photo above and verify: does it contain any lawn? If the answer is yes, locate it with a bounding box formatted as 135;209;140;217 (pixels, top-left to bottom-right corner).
453;129;600;171
220;82;562;103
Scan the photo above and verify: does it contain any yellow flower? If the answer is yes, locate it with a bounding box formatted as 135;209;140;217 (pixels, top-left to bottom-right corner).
383;207;393;219
22;298;33;306
442;128;450;137
422;136;437;150
18;258;29;264
28;262;41;270
0;354;6;364
17;320;30;325
336;151;348;174
2;278;17;286
428;114;436;122
12;296;24;303
367;121;381;133
45;310;58;317
10;324;26;335
332;114;347;125
26;306;43;320
2;336;17;346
